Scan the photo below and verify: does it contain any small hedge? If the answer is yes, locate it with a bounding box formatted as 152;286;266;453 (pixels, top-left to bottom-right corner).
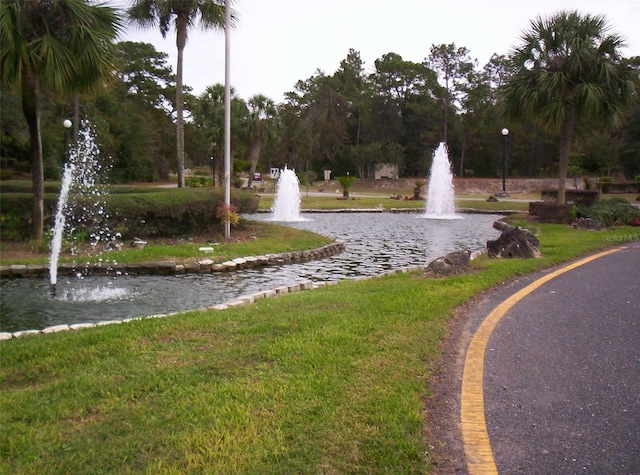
185;176;213;187
540;188;600;206
0;184;259;241
598;182;640;194
576;198;640;227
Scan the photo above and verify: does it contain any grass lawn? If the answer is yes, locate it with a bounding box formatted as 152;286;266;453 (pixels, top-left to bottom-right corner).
1;218;637;474
257;193;533;212
0;222;333;267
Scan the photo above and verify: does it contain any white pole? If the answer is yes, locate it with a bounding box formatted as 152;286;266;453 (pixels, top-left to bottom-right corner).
223;0;231;240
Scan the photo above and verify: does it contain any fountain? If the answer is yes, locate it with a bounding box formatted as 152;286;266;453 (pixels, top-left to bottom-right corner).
270;166;307;221
49;119;118;296
1;212;501;334
49;162;75;295
424;142;458;219
2;138;504;335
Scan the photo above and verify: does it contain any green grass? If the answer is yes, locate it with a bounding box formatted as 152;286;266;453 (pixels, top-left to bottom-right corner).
91;222;333;266
0;222;333;267
455;199;529;211
1;221;637;474
258;194;532;211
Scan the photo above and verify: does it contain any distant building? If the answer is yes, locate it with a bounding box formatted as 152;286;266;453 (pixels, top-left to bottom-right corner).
375;164;399;179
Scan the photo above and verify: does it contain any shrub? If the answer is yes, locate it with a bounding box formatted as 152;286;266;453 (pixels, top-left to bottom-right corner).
185;176;212;187
0;186;259;241
577;198;640;226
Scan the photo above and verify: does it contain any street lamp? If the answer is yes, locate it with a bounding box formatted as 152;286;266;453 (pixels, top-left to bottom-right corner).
63;119;72;161
501;128;509;193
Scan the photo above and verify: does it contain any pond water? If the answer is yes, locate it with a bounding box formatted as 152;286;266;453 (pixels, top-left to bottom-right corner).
0;212;501;333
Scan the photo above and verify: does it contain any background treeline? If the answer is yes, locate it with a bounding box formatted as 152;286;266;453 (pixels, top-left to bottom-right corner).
2;42;639;184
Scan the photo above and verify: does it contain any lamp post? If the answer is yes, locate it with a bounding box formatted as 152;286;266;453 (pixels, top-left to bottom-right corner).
501;128;509;193
63;119;72;162
223;0;231;240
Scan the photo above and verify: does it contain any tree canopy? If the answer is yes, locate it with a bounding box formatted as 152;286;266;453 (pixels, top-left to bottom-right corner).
2;8;638;211
0;0;122;240
501;10;637;203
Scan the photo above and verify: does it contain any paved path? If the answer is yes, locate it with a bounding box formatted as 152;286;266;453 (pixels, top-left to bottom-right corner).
461;241;640;474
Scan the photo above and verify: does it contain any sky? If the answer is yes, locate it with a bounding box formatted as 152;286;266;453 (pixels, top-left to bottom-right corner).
110;0;640;103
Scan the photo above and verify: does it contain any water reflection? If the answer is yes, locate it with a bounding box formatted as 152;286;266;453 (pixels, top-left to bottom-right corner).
0;212;500;332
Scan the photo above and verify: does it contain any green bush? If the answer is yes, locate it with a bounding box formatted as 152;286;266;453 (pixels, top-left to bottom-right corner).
577;198;640;226
185;176;212;187
0;168;15;180
0;185;260;241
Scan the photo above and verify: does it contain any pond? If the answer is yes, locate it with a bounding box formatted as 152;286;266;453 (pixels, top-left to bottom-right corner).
0;212;501;333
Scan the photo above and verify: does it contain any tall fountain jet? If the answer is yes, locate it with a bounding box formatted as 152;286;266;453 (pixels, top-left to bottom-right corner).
425;142;458;219
271;167;307;222
49;120;113;296
49;162;76;296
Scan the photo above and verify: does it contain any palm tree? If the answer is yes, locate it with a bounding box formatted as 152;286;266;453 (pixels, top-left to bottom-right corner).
246;94;278;179
0;0;122;241
128;0;236;189
336;174;357;199
193;83;246;186
501;11;636;204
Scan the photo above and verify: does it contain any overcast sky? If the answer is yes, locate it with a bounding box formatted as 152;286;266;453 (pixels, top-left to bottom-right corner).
111;0;640;103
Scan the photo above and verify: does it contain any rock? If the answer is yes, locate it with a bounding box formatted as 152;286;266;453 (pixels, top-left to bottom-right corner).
572;218;605;231
425;250;471;277
487;226;542;258
42;324;70;334
493;220;515;233
132;238;147;249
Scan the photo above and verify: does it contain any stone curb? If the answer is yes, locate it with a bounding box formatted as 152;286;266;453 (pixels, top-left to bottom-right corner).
0;241;345;280
0;248;487;341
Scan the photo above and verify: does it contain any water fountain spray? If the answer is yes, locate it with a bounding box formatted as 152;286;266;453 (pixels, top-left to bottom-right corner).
271;166;307;222
425;142;458;219
49;119;115;296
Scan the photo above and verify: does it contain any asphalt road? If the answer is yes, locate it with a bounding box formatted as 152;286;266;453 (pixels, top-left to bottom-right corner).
478;241;640;474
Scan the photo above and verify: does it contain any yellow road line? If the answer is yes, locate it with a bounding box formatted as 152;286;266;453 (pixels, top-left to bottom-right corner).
460;247;624;474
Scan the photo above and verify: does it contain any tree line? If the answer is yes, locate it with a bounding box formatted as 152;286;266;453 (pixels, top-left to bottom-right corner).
1;1;639;240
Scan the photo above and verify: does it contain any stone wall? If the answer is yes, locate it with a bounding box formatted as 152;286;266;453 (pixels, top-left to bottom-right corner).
0;241;345;280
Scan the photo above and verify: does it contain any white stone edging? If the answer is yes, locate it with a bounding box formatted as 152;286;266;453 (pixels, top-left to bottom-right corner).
0;248;486;341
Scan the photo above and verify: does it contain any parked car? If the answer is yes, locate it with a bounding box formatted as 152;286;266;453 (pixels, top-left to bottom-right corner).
252;172;262;181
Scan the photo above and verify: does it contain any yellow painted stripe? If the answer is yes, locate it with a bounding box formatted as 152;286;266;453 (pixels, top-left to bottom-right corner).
460;247;624;474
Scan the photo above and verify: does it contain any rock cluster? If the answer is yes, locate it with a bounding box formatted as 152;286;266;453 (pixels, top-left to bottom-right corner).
487;221;542;258
572;217;605;231
424;250;472;277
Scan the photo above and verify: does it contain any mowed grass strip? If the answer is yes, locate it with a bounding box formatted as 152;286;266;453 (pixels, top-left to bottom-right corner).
258;194;531;212
106;221;334;266
0;222;333;267
1;222;636;474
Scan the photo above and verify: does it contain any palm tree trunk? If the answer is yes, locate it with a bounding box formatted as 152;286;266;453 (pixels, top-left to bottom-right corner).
249;139;261;178
175;15;187;188
557;113;575;204
21;69;44;242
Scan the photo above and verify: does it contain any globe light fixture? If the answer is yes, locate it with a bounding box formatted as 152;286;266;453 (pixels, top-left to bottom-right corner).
501;128;509;193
